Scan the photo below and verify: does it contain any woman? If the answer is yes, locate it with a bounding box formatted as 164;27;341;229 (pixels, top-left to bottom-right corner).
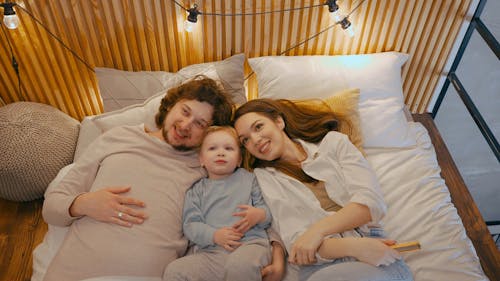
233;98;413;281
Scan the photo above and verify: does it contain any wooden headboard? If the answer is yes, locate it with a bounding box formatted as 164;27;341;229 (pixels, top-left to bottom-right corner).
0;0;473;120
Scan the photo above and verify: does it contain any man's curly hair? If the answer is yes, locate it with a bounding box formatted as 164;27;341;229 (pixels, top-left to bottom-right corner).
155;75;234;128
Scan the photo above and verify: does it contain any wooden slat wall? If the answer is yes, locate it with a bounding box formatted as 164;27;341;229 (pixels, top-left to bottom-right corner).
0;0;473;120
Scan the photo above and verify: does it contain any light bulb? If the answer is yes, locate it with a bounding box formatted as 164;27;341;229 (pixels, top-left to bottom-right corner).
344;24;355;37
329;10;341;22
184;19;195;32
3;14;19;29
1;2;19;29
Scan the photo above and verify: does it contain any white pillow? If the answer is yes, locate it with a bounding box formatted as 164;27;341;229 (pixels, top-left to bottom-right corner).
248;52;416;148
74;54;246;161
96;53;247;111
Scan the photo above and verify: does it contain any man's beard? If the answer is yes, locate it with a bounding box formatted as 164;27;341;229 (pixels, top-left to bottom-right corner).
162;127;195;151
172;144;192;151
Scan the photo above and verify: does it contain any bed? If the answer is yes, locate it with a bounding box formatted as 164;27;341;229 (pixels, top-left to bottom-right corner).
0;52;498;281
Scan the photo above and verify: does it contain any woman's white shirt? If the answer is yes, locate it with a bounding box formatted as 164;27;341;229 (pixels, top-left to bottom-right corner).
254;131;386;254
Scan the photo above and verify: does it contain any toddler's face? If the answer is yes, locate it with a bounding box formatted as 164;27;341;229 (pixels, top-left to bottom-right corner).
199;130;241;180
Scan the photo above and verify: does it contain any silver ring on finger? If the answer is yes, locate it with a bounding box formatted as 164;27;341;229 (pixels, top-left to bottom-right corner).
118;211;124;218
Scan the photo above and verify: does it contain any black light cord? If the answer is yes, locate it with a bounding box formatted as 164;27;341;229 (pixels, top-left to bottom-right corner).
279;22;337;56
243;21;338;80
0;22;24;100
346;0;367;18
173;0;367;19
172;0;324;16
15;4;94;72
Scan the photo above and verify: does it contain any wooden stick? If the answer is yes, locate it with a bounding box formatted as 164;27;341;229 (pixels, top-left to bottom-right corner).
391;241;421;252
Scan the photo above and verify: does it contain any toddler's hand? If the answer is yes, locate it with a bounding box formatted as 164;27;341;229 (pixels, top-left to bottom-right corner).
232;204;266;234
213;227;243;251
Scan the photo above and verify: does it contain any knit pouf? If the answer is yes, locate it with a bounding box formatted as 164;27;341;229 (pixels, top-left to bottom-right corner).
0;102;80;201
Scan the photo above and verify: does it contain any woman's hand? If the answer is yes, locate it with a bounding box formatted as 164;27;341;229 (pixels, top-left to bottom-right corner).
213;227;243;251
232;204;266;234
349;238;401;266
261;241;286;281
261;261;285;281
69;186;148;227
288;228;323;265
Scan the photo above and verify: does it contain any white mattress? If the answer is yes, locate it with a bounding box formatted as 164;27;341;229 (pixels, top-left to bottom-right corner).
31;122;488;281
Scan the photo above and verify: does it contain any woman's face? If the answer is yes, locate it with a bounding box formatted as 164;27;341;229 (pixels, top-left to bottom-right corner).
234;112;286;161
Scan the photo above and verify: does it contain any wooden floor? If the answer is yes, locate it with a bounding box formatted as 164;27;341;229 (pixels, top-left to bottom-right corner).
0;113;498;281
0;198;47;281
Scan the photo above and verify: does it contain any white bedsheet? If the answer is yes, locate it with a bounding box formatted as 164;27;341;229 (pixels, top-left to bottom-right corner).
31;122;488;281
366;122;486;281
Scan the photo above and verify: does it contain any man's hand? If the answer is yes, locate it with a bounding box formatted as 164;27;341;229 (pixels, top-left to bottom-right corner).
213;227;243;251
69;186;148;227
232;204;266;234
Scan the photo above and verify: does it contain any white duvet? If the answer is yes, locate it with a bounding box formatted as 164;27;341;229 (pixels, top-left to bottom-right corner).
31;122;488;281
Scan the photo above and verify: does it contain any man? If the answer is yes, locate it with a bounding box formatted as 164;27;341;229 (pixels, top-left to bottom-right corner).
41;76;235;280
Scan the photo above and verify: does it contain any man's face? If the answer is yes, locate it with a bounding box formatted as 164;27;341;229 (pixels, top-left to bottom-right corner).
162;99;214;150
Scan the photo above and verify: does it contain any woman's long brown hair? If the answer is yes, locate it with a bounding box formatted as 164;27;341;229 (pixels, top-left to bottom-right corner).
233;98;339;182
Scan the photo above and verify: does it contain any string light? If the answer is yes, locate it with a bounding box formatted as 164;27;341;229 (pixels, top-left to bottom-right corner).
173;1;325;17
0;1;19;29
184;4;200;32
174;0;365;38
0;0;367;101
